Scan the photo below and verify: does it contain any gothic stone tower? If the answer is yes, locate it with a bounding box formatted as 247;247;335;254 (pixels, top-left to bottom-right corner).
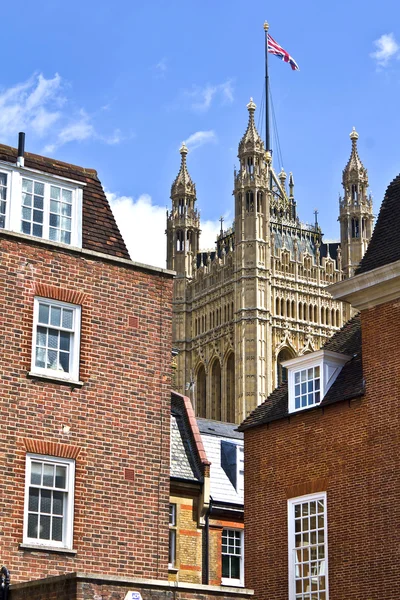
167;102;369;423
339;128;374;278
166;142;200;393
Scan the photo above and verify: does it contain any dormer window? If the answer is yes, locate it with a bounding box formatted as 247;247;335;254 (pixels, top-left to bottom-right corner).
283;350;351;414
0;164;83;248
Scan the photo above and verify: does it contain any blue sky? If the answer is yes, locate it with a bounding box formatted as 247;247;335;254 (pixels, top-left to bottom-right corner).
1;0;400;267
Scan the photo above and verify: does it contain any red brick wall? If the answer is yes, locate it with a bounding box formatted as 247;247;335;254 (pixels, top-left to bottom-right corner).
244;298;400;600
0;235;173;583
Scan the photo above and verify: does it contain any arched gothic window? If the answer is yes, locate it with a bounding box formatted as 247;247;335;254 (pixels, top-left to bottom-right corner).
246;191;254;212
196;365;207;418
352;218;360;238
211;360;222;421
226;353;235;423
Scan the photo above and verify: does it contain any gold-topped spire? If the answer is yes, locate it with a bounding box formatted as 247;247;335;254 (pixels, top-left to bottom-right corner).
238;98;264;157
171;142;196;199
263;21;269;32
349;126;359;142
343;126;365;179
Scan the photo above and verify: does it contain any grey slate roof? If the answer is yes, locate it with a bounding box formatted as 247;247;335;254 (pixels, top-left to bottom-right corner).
170;392;204;483
170;414;201;481
238;315;363;432
356;173;400;275
197;418;243;440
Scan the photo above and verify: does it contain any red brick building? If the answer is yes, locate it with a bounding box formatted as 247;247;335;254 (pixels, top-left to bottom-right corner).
0;140;254;600
0;139;175;580
239;173;400;599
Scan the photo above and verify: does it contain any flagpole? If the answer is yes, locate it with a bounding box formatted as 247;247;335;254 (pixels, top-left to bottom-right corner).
264;21;270;153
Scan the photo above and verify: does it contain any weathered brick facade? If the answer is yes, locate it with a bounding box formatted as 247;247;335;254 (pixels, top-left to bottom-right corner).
241;171;400;599
243;300;399;599
0;232;173;583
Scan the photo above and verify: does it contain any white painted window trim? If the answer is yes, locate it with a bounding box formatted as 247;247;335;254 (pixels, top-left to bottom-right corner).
23;453;75;550
31;297;81;382
283;350;351;414
288;492;329;600
221;528;244;587
0;166;83;248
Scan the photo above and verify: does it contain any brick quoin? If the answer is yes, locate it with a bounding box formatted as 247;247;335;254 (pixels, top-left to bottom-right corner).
244;297;400;600
0;234;173;583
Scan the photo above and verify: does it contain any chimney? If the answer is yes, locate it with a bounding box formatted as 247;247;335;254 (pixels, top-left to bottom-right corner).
17;132;25;167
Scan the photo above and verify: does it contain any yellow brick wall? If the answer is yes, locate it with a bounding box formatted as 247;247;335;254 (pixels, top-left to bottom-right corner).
169;494;203;584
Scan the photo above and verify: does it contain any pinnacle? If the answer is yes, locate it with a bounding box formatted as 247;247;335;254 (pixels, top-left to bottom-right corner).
238;98;264;156
343;126;365;179
171;143;196;198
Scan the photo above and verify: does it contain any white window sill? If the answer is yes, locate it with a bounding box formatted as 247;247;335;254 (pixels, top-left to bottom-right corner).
168;566;179;574
27;372;84;388
20;543;77;555
221;579;244;587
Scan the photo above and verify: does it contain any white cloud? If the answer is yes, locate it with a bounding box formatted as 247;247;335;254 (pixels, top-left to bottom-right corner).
370;33;399;66
0;72;122;154
107;192;168;268
0;73;63;140
200;219;223;250
185;79;234;112
185;130;217;151
107;189;229;268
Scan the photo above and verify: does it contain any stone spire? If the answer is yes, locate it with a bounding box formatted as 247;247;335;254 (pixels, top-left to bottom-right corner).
339;127;374;278
238;98;265;158
343;127;367;185
171;142;196;199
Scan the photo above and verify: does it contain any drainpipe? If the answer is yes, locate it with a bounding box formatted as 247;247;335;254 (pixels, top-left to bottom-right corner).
204;497;213;585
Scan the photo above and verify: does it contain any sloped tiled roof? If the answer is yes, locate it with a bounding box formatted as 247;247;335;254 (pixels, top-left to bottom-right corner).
356;173;400;275
171;414;202;481
0;144;130;259
170;391;210;483
238;315;363;432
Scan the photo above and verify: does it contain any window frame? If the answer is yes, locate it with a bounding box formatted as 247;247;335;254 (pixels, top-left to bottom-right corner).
287;492;329;600
0;164;83;248
221;527;244;587
283;350;351;414
31;297;82;382
23;453;75;550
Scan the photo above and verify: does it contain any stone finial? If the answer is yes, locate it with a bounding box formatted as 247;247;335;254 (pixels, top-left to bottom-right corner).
247;97;256;114
349;127;359;142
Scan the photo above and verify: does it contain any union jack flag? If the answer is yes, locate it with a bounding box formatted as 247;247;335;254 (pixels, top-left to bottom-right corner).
267;34;299;71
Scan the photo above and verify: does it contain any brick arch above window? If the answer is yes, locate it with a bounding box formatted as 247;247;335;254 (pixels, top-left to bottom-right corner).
34;283;87;306
21;438;82;460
